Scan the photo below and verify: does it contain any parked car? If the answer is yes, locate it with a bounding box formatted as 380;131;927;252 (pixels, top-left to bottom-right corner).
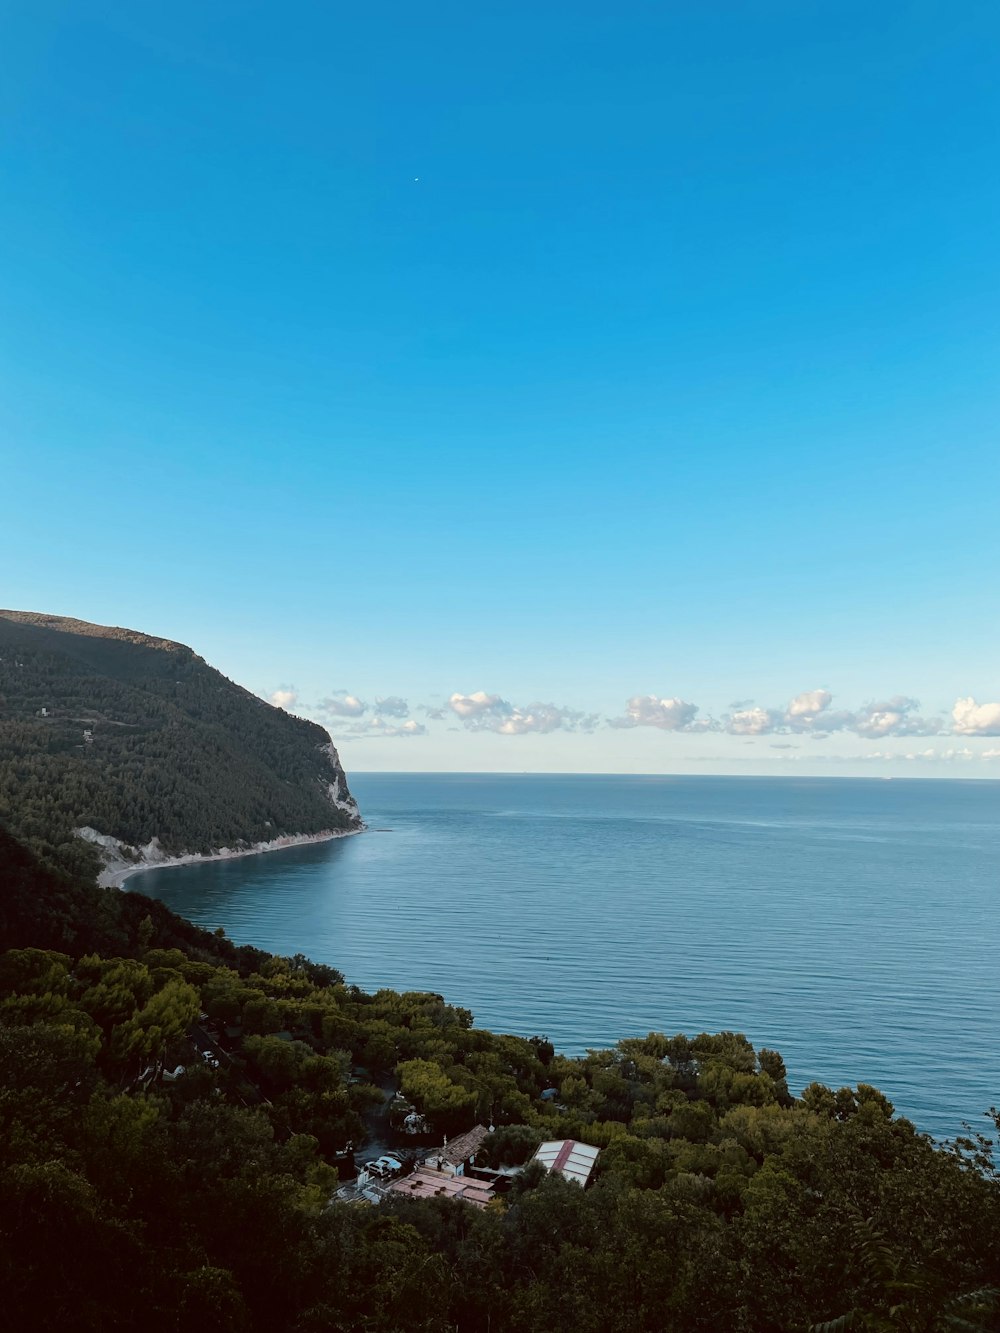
366;1155;403;1178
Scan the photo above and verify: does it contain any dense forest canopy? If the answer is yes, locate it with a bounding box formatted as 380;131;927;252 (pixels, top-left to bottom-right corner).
0;612;997;1330
1;826;998;1332
0;610;360;882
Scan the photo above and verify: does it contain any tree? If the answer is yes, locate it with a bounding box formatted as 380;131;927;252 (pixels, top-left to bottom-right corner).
397;1058;477;1133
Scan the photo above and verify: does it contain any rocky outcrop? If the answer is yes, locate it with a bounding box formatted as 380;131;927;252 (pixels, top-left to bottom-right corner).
77;824;360;889
320;741;363;824
0;609;365;885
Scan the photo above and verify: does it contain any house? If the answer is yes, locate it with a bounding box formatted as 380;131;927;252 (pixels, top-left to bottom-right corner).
387;1167;495;1210
425;1124;490;1177
531;1139;600;1188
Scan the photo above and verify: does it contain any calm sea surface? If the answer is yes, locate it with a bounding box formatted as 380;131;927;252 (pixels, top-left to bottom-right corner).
135;775;999;1139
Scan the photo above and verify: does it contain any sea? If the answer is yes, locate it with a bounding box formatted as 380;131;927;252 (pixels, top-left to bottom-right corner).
133;774;999;1140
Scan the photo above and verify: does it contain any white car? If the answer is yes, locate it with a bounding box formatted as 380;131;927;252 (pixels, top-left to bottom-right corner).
366;1155;402;1178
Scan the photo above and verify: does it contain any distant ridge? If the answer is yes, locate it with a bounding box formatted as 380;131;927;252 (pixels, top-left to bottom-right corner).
0;609;189;652
0;610;362;885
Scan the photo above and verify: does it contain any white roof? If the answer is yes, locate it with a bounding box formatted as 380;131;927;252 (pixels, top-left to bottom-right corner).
532;1139;600;1188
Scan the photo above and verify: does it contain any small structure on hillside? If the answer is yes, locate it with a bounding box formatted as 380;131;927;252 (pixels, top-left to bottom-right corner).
389;1093;429;1135
388;1167;495;1210
426;1124;490;1177
531;1139;600;1188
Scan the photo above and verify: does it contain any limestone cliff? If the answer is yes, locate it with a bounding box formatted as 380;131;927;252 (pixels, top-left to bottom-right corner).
0;609;363;885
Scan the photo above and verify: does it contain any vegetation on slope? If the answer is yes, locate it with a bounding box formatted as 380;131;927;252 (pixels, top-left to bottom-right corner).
0;610;359;881
1;828;998;1332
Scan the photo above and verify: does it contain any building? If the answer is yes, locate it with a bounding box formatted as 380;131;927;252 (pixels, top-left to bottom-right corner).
531;1139;600;1188
425;1124;490;1177
387;1167;495;1209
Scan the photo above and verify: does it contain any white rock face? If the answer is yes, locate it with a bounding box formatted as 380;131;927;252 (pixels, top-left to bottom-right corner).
76;823;361;890
319;741;363;823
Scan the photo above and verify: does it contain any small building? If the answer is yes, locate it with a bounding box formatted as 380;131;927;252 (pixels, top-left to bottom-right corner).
425;1124;490;1177
388;1167;495;1210
531;1139;600;1188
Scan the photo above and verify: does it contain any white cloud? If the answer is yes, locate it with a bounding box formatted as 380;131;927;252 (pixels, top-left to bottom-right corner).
786;688;832;718
609;695;705;731
375;696;410;718
851;697;939;738
724;689;853;735
726;706;782;735
496;704;599;735
450;690;596;735
449;691;510;721
269;686;298;711
316;692;367;718
952;697;1000;736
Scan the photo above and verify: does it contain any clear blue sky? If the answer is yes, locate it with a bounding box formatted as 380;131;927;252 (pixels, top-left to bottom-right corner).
4;2;1000;773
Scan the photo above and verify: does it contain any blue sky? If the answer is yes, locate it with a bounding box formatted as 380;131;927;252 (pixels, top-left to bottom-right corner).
3;2;1000;774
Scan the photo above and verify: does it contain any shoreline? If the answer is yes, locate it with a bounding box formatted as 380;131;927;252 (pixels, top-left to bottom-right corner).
93;827;364;890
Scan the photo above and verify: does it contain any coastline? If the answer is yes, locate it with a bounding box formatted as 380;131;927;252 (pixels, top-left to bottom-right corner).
80;826;364;890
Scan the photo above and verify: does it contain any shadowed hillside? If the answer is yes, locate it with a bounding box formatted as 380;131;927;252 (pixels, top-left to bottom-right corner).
0;610;360;883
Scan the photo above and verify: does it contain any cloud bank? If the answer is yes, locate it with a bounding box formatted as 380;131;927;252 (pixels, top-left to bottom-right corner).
448;691;598;735
608;696;704;731
611;687;971;740
297;678;1000;752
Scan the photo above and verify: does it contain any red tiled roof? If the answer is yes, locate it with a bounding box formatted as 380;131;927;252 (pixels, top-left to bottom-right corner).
439;1124;490;1165
388;1168;494;1209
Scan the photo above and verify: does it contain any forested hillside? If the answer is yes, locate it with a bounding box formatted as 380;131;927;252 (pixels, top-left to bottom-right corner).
1;827;998;1332
0;610;360;882
1;615;997;1331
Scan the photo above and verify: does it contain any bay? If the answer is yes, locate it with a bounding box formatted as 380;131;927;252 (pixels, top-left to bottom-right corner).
134;774;999;1139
